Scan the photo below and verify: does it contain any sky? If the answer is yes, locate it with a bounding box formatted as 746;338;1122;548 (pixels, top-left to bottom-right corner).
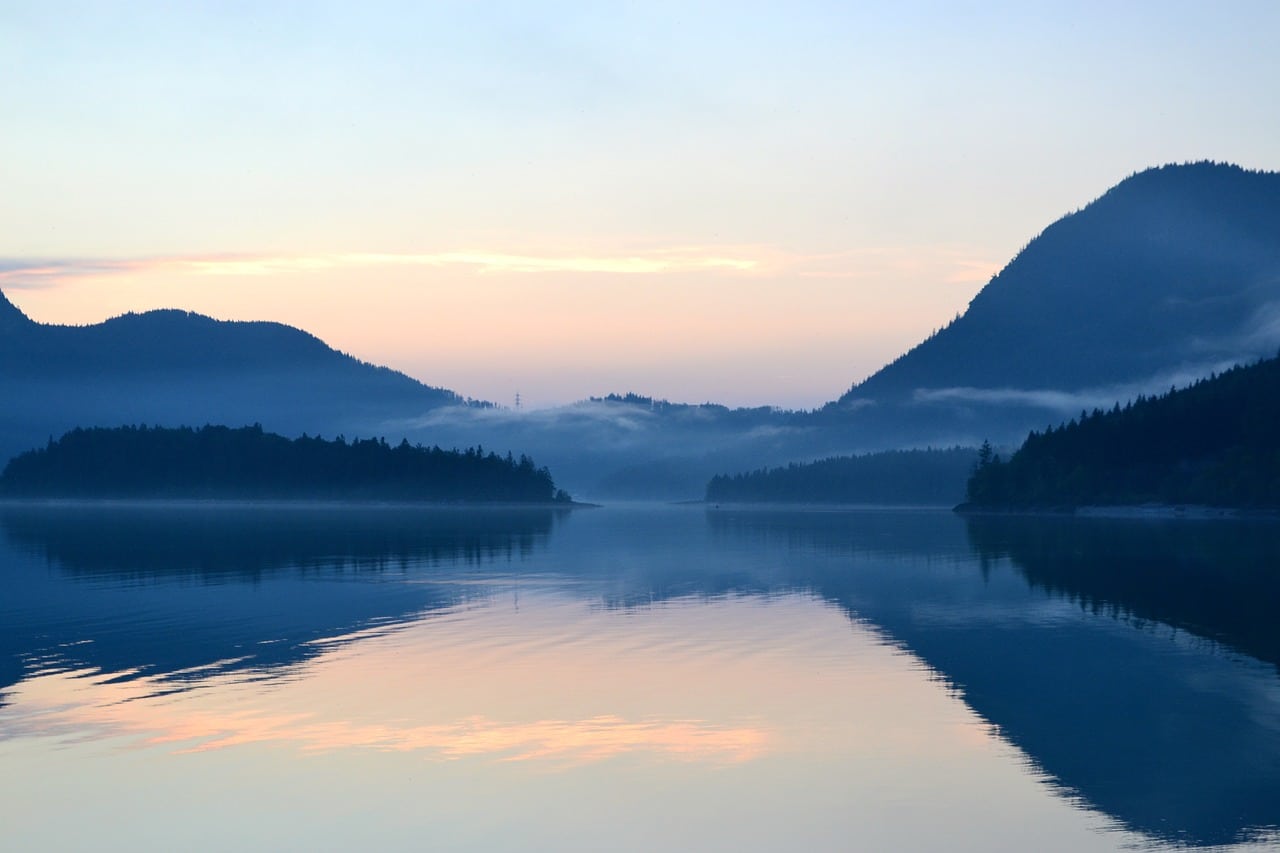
3;1;1279;409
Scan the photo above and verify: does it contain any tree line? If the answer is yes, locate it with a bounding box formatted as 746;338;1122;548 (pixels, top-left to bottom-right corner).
1;424;572;503
706;447;977;505
964;353;1280;509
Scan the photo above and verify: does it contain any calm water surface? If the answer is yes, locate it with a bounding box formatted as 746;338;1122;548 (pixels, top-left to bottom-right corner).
1;503;1278;851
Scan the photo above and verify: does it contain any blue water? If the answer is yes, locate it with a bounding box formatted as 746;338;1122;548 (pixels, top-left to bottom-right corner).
1;502;1277;851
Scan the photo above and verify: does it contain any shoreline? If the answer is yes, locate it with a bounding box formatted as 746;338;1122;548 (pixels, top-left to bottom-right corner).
954;502;1280;520
0;497;598;511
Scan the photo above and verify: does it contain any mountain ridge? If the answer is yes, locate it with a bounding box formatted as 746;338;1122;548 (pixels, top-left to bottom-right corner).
839;161;1280;405
5;161;1277;498
0;295;470;464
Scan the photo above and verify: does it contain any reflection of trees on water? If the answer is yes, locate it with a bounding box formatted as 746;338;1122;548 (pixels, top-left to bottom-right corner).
1;503;561;580
4;503;1279;847
0;504;563;703
964;514;1280;671
705;506;973;559
709;508;1280;849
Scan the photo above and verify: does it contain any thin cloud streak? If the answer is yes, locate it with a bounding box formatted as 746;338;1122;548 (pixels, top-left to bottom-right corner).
0;248;765;288
0;244;1000;289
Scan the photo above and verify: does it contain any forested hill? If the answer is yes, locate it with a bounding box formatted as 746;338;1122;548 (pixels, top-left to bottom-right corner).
0;290;469;465
706;447;977;506
839;162;1280;403
962;354;1280;510
0;425;571;503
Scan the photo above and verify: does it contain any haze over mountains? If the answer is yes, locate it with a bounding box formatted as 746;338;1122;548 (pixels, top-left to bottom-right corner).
405;162;1280;495
0;293;463;465
3;161;1278;498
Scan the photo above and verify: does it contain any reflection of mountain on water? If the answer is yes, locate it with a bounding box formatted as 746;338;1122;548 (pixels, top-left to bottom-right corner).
0;503;561;703
707;509;1280;848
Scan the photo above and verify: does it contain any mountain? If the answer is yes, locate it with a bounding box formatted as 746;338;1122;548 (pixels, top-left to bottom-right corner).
6;162;1276;499
961;353;1280;510
502;161;1280;497
828;162;1280;437
0;294;466;464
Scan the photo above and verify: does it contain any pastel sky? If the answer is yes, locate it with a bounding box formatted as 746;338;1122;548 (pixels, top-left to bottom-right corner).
3;2;1278;408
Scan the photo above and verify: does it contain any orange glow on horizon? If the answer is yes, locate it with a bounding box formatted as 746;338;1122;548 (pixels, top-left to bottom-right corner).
1;243;996;407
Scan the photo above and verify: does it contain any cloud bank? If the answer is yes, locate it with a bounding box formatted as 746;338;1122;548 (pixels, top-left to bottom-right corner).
912;359;1251;415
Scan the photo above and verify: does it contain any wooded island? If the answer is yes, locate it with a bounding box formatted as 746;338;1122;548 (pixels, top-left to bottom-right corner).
1;424;572;504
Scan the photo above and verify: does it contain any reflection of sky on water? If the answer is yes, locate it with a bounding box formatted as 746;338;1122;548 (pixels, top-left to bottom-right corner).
4;596;777;765
1;504;1278;851
1;590;1127;853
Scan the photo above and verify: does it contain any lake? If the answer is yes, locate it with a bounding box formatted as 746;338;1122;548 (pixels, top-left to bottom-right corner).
1;502;1278;851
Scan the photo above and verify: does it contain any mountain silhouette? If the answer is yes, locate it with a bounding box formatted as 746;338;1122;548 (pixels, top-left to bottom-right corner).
406;163;1280;497
0;294;466;463
6;161;1277;499
840;162;1280;407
